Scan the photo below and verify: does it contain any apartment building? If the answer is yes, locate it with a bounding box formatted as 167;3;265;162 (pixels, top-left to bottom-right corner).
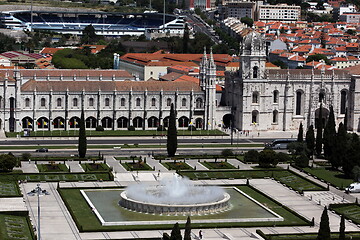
259;4;301;23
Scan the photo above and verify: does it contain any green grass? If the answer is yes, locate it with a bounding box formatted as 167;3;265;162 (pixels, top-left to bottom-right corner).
37;163;69;172
81;163;110;172
122;162;153;171
115;156;142;161
0;172;112;182
0;212;35;240
155;155;242;160
21;156;102;161
330;204;360;225
162;161;193;170
260;231;360;240
0;181;22;197
6;129;226;137
180;170;325;192
201;161;237;169
58;185;309;232
303;167;353;190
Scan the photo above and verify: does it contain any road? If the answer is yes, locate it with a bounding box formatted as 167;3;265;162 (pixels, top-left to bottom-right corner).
184;12;220;44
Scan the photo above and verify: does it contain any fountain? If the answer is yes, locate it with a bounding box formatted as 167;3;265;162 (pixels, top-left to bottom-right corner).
119;175;230;215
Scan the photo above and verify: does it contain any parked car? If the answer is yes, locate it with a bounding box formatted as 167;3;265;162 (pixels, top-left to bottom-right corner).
345;183;360;193
36;148;48;152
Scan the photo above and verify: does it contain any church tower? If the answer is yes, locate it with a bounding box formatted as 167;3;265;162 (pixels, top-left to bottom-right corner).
199;47;208;90
203;48;216;130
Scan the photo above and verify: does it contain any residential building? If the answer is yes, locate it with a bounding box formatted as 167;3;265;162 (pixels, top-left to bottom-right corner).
258;4;301;23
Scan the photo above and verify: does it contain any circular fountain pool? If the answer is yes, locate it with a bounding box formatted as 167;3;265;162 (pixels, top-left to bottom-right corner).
119;175;230;215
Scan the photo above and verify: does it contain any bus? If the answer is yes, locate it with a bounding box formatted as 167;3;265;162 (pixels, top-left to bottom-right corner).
266;139;297;149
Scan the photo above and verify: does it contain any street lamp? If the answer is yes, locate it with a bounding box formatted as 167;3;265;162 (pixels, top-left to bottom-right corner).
27;183;50;240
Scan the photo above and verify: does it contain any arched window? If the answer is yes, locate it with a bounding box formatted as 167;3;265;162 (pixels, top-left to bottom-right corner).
25;98;30;107
296;91;303;115
105;97;110;107
136;98;141;107
166;98;172;107
57;98;62;107
252;92;259;104
340;90;347;114
253;66;258;78
252;110;258;124
196;98;203;108
73;98;78;107
120;98;125;107
40;98;46;107
182;98;187;107
272;110;278;123
273;90;279;103
89;98;94;107
151;98;156;107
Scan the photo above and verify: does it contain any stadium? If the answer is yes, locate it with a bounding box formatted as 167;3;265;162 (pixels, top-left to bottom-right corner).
0;10;185;37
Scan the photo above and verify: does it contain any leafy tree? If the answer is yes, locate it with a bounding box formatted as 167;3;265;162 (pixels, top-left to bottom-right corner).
0;154;17;172
317;206;330;240
323;106;336;163
21;153;31;161
240;17;254;27
343;133;360;178
344;108;348;131
297;123;303;142
167;103;177;157
184;216;191;240
353;165;360;182
81;24;103;44
244;150;259;163
316;104;323;157
170;222;182;240
258;149;278;168
294;153;309;168
78;108;87;158
306;125;315;158
339;214;345;240
306;54;331;65
277;152;291;163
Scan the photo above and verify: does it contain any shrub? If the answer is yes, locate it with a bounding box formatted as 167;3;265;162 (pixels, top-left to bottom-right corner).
188;125;196;131
277;152;291;163
21;153;31;161
221;149;233;157
294;153;309;168
96;125;104;131
244;150;259;163
258;149;278;168
128;126;135;131
157;125;166;131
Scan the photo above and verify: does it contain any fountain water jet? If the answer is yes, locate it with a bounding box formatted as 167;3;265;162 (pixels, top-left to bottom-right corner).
119;175;230;215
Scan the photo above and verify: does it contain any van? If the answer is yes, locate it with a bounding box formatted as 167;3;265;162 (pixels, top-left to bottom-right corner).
266;139;297;150
345;183;360;193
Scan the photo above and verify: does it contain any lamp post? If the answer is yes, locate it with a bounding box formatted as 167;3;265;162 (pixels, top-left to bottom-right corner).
27;184;50;240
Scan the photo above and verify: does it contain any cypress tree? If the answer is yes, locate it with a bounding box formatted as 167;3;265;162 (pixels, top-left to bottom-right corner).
343;133;360;178
316;104;323;157
297;123;304;142
323;105;336;161
78;108;87;158
170;222;182;240
167;103;178;157
333;123;347;169
317;206;330;240
184;216;191;240
306;125;315;158
182;23;189;53
339;215;345;240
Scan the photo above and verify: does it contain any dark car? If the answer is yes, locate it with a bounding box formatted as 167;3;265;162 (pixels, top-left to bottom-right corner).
36;148;48;152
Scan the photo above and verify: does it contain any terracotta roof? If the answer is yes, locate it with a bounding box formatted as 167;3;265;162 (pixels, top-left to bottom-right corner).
345;64;360;75
160;72;183;81
21;80;202;92
174;75;200;84
167;65;199;73
80;45;107;54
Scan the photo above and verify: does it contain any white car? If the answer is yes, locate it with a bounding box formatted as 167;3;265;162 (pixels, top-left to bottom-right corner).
345;183;360;193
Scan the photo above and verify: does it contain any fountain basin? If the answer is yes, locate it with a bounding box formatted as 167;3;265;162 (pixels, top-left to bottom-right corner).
119;190;230;215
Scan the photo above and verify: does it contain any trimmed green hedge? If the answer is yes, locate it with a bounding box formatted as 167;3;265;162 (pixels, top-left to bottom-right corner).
0;172;113;182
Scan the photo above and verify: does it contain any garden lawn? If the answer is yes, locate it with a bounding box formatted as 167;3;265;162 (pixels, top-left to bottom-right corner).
122;162;153;171
0;181;21;197
0;172;112;182
81;163;110;172
303;167;353;190
260;232;360;240
330;204;360;225
162;161;193;170
37;163;69;172
0;212;34;240
201;161;236;169
180;170;325;192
